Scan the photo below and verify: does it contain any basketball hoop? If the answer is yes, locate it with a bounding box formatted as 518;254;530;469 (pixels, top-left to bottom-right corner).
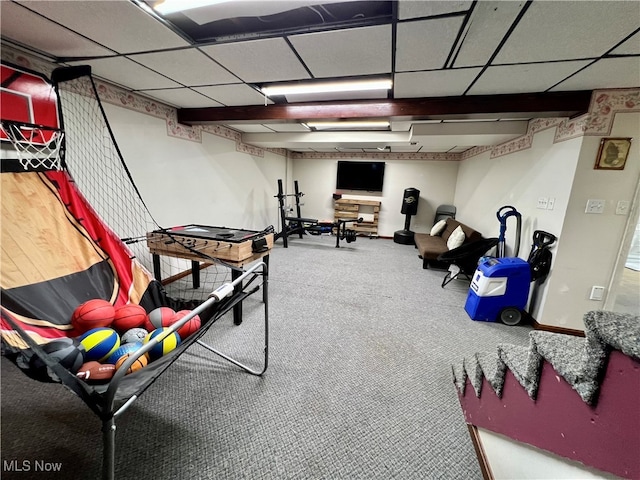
1;121;64;171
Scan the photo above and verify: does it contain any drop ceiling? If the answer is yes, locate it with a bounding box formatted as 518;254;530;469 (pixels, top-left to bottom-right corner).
1;0;639;153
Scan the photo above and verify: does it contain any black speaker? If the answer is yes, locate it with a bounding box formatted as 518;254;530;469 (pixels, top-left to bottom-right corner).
401;188;420;216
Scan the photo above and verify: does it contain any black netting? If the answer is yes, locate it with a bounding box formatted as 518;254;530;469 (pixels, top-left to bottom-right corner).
53;69;235;304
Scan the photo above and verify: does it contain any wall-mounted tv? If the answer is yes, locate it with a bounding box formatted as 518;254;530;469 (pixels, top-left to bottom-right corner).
336;161;386;192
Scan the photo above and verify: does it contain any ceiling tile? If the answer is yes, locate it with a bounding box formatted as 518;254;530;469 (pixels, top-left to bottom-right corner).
550;57;640;91
225;124;279;133
128;49;239;86
452;1;527;68
398;0;472;20
201;38;310;83
67;57;181;90
396;17;465;71
289;25;392;77
1;2;112;58
468;60;592;95
266;124;311;133
611;31;640;55
137;88;223;108
389;145;422;153
394;68;482;97
494;1;640;63
192;84;270;106
16;0;189;55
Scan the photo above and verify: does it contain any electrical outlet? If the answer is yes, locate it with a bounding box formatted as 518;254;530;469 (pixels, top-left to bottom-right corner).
589;286;605;301
585;199;605;214
537;197;548;209
616;200;630;215
547;197;555;210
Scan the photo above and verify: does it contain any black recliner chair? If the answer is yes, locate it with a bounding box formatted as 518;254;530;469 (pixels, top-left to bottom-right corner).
437;237;499;288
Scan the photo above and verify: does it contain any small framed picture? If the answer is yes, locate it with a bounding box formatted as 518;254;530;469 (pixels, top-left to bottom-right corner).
594;138;632;170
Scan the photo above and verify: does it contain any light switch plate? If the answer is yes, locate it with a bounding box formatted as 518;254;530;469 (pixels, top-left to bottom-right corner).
585;199;605;214
616;200;630;215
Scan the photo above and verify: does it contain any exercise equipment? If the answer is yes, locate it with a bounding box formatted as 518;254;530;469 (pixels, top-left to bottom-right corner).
274;179;305;247
274;179;362;248
393;187;420;245
496;205;522;257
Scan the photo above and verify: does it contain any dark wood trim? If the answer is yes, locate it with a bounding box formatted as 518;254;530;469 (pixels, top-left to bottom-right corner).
160;262;213;286
532;319;585;337
467;424;494;480
177;91;592;125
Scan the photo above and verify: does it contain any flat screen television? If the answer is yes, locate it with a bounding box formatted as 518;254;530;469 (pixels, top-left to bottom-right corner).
336;161;385;192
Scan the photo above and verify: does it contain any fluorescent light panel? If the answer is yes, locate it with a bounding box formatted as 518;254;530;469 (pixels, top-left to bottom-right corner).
153;0;230;15
306;121;390;130
262;79;392;97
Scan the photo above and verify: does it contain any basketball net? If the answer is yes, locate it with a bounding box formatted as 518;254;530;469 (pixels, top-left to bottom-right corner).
0;121;64;171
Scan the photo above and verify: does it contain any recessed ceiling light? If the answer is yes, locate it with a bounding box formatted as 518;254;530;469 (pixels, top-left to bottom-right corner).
261;79;392;97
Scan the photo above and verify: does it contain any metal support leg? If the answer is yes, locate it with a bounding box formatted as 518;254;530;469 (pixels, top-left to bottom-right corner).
152;254;161;281
197;266;269;376
102;417;116;480
191;260;200;289
197;329;268;376
232;268;242;325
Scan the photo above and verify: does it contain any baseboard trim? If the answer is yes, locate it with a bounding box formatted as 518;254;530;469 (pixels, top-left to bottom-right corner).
531;320;585;337
467;424;494;480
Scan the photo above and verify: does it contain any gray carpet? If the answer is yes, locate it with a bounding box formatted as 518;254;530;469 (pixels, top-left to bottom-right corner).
1;234;533;479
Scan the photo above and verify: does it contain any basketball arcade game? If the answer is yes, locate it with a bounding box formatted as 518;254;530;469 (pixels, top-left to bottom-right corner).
0;63;270;479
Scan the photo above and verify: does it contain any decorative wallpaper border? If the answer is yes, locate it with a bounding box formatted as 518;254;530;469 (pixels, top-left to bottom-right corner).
289;151;461;161
2;46;638;163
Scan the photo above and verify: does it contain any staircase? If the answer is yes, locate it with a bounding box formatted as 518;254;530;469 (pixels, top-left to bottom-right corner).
453;310;640;479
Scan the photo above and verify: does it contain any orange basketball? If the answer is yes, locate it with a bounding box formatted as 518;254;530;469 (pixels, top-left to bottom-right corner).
112;304;147;332
172;310;202;340
115;352;148;374
72;299;115;334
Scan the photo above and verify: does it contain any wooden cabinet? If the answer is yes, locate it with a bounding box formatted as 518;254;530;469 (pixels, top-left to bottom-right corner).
334;199;381;237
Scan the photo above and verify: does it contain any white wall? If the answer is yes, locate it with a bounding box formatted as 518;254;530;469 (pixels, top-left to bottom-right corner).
290;157;459;237
454;113;640;329
103;103;287;232
541;112;640;328
478;428;612;479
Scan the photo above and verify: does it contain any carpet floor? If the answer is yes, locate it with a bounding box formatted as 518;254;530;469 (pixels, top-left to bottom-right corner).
1;234;533;479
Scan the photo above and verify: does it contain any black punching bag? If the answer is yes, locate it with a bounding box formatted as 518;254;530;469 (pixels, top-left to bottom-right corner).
394;188;420;244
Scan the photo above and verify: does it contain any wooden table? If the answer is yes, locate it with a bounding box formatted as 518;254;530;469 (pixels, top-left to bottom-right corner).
147;225;273;324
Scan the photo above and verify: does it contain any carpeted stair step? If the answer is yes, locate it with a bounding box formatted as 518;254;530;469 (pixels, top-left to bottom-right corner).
586;310;640;360
475;352;506;397
529;331;601;404
498;343;542;399
451;362;467;395
464;355;483;397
